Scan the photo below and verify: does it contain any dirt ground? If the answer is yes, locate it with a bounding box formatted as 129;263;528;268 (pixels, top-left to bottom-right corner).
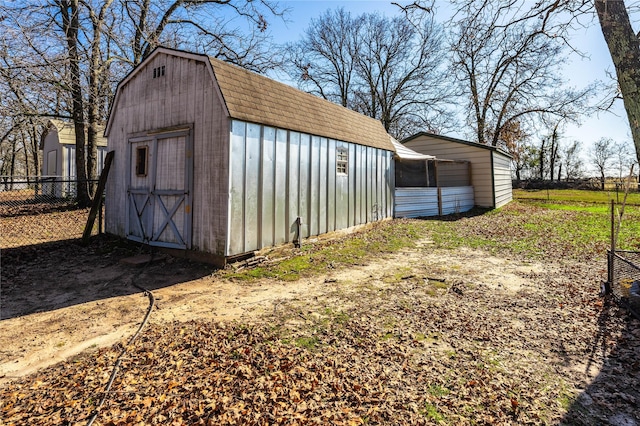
1;234;638;424
0;235;543;383
0;236;560;384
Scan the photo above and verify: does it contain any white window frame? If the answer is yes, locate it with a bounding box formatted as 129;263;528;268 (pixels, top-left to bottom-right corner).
336;147;348;175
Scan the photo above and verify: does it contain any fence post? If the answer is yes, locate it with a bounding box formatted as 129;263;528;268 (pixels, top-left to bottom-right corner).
606;199;615;294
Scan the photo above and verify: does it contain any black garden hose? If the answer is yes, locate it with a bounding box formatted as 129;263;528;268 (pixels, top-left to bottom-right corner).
86;258;156;426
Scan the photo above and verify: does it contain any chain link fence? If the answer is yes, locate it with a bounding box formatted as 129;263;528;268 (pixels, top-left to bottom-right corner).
0;177;102;249
608;250;640;319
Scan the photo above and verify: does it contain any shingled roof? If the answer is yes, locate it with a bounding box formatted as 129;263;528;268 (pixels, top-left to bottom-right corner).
40;119;107;150
209;58;395;152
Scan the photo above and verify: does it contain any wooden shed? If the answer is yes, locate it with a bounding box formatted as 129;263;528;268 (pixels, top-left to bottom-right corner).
402;132;512;209
40;119;108;197
104;47;396;265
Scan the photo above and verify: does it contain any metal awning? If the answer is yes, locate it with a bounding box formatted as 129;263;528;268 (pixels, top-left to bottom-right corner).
390;137;435;160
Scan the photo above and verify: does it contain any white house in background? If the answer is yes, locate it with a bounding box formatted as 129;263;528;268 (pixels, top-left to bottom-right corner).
402;132;512;209
40;119;108;197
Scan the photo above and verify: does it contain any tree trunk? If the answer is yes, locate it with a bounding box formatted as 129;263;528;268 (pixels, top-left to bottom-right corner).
595;0;640;166
539;138;546;179
59;0;90;206
10;138;16;189
30;122;39;178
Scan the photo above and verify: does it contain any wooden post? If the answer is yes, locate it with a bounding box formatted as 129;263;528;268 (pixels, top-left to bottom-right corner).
607;199;614;293
82;151;114;244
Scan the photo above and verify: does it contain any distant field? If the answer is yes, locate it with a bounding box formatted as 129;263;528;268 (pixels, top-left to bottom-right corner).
514;188;640;205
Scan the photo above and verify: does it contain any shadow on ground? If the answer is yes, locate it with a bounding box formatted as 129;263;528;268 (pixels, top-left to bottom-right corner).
0;235;214;320
561;297;640;426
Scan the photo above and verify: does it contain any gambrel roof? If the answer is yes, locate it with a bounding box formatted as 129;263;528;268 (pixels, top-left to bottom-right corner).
106;47;395;152
209;57;394;152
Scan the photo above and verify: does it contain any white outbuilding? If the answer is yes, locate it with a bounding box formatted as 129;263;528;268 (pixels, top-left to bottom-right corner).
402;132;512;209
40;119;108;197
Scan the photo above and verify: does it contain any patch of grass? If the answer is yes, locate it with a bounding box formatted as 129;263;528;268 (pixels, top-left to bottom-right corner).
534;203;610;213
223;220;429;282
427;384;450;397
514;188;640;205
294;336;320;350
422;402;446;422
380;332;395;340
422;199;640;260
428;279;448;290
323;308;350;325
382;267;414;283
223;189;640;283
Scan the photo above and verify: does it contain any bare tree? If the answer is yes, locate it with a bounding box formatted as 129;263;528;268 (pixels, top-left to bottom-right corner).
548;124;561;181
561;140;584;180
285;8;361;108
0;39;51;182
1;0;285;204
355;12;452;138
499;120;529;181
449;0;593;147
591;137;616;190
612;139;635;181
284;7;452;139
115;0;284;71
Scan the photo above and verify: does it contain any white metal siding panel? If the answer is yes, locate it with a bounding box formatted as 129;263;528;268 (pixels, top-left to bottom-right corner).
394;188;439;218
441;187;475;215
274;129;288;245
394;186;474;218
493;152;513;208
261;126;276;249
226;119;394;256
319;138;328;235
287;132;301;242
228;121;245;254
404;135;494;208
244;123;261;251
327;139;336;232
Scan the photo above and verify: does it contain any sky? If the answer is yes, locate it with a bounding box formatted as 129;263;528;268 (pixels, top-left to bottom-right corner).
262;0;634;173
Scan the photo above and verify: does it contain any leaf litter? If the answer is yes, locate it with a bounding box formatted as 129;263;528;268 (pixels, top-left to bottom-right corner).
1;203;639;425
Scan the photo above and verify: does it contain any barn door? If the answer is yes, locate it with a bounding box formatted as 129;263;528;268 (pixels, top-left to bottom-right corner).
126;129;192;249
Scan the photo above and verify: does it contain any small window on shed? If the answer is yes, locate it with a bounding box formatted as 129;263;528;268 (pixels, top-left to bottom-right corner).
135;146;148;176
153;65;165;78
336;148;348;175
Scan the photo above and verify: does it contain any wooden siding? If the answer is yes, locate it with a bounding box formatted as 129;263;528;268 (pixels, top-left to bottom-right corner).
105;52;230;255
493;152;513;208
227;119;394;256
